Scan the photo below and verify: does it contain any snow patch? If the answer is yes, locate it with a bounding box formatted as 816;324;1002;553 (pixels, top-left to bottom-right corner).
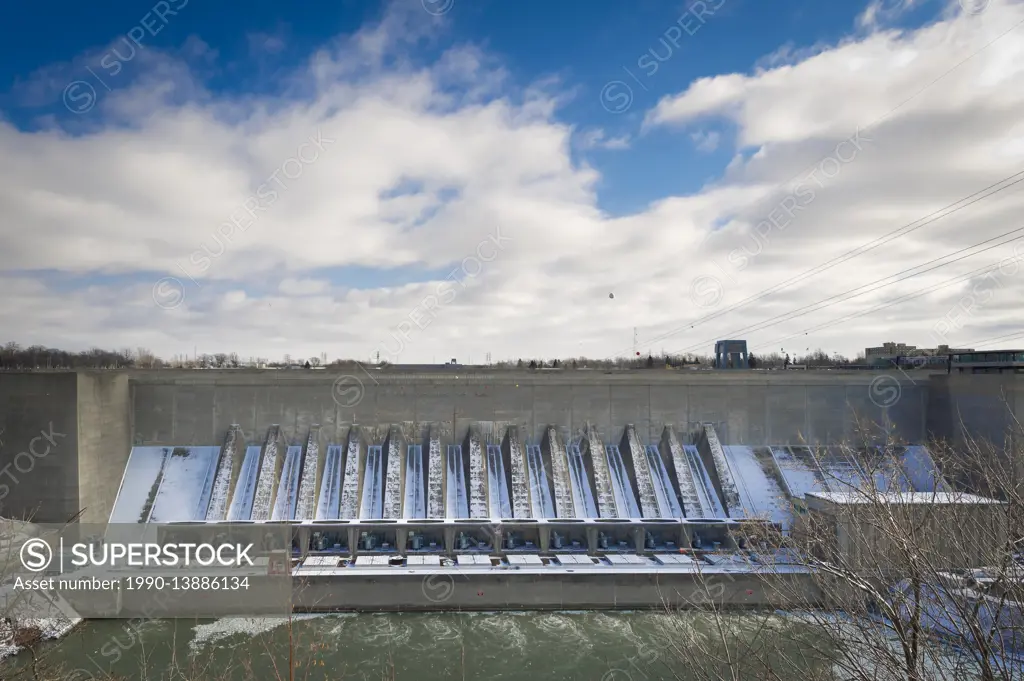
624;427;659;518
250;437;281;521
584;432;618;518
339;436;362;519
294;432;320;521
383;435;403;519
428;435;444;518
468;436;488;518
667;432;704;517
506;429;531;519
545;427;575;518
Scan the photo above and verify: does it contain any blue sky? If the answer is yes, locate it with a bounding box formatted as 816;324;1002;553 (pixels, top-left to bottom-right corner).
2;0;931;215
2;0;1022;362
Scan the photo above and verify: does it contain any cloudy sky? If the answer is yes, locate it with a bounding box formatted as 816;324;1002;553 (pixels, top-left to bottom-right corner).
2;0;1023;364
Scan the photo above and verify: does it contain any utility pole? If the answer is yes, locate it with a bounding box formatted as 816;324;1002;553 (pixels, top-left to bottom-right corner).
633;328;638;358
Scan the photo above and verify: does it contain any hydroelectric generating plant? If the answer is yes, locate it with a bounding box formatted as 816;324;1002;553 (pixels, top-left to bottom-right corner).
1;367;1017;612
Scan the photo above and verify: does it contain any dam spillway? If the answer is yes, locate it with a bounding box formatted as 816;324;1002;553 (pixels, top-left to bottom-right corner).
111;422;950;529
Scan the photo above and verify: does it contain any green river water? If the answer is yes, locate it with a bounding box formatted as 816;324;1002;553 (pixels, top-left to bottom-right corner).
1;612;828;681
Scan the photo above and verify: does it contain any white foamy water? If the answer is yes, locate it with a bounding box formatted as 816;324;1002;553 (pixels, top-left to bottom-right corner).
189;616;324;652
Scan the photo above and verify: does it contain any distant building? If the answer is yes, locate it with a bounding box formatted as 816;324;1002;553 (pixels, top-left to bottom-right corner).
866;342;974;364
713;340;749;370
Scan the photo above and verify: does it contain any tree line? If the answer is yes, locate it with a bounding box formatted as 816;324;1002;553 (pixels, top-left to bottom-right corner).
1;341;865;371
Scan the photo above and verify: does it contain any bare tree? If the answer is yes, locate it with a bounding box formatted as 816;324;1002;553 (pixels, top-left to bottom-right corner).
658;432;1024;681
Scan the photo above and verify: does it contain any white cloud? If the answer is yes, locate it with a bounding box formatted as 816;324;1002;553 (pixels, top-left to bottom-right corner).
690;130;720;152
3;0;1024;363
576;128;631;150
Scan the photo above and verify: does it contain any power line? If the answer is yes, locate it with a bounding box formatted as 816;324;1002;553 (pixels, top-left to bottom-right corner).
750;253;1024;352
669;226;1024;355
601;13;1024;360
604;169;1024;358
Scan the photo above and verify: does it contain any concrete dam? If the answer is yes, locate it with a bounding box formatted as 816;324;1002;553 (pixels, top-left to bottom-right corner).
1;368;1020;612
2;367;1020;527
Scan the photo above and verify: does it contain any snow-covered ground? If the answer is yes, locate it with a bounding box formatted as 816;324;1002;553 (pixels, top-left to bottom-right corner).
468;436;488;519
0;521;81;660
545;427;575;519
427;434;444;518
250;435;281;521
294;430;320;521
339;436;361;519
584;430;618;518
624;426;659;519
506;429;531;519
205;429;241;521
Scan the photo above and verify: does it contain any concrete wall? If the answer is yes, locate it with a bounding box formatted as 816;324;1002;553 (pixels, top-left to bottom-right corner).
127;370;928;448
926;374;1024;449
0;372;79;522
77;372;131;524
7;368;999;525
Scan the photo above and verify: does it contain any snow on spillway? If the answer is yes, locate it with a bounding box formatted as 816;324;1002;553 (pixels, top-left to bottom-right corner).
250;437;281;521
404;444;426;519
383;437;403;519
683;445;725;518
545;428;575;519
227;446;263;520
205;430;242;521
645;445;683;518
566;442;599;518
506;429;531;519
339;436;361;519
468;436;488;519
446;444;469;518
900;445;949;492
770;446;829;499
315;445;343;520
486;444;512;518
624;427;659;518
722;446;791;528
294;432;320;521
148;447;221;523
605;444;641;518
815;446;869;493
428;435;444;518
271;445;304;520
703;424;744;518
110;447;169;523
361;445;385;519
584;435;617;518
666;434;704;518
525;444;556;518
